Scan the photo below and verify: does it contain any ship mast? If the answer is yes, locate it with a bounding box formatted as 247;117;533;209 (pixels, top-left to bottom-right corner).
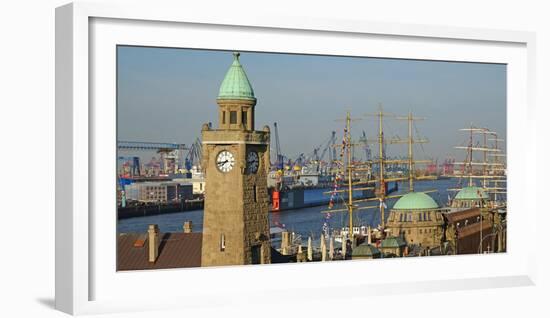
323;108;396;234
323;108;435;236
482;129;487;188
365;104;398;228
345;112;354;235
408;112;414;191
469;124;474;186
364;105;431;228
377;106;386;227
487;132;506;205
324;111;368;238
394;111;431;192
450;125;506;195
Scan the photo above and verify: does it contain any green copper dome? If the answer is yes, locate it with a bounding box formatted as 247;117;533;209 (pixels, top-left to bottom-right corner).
393;192;439;210
454;186;489;200
217;52;256;101
380;236;407;248
352;243;381;257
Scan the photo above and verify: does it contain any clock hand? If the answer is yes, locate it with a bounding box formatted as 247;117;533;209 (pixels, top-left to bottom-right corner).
217;160;228;165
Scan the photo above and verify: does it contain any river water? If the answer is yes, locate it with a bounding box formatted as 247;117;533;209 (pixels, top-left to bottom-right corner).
117;178;458;238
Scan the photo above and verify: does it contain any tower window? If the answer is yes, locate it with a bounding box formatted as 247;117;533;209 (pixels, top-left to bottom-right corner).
220;234;226;252
242;111;247;128
222;111;226;124
251;245;261;264
230;111;237;124
253;185;257;203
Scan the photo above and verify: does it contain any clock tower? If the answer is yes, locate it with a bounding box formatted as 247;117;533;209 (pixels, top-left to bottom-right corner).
201;52;271;266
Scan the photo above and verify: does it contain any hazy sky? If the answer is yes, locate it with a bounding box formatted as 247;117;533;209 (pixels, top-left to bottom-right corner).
117;46;506;162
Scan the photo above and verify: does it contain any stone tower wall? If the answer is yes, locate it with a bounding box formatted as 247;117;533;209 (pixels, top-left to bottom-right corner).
201;130;271;267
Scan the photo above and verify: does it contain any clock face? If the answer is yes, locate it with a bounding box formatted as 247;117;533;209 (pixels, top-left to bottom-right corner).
246;151;259;174
216;150;235;173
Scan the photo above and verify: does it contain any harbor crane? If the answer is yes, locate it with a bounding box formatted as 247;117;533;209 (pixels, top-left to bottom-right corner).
310;131;337;173
117;156;141;177
184;138;203;170
117;141;189;174
359;130;372;161
273;122;286;170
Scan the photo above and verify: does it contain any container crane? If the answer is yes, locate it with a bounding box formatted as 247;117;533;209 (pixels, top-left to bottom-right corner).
185;138;203;171
359;130;372;162
117;156;141;177
313;131;337;173
273;122;285;170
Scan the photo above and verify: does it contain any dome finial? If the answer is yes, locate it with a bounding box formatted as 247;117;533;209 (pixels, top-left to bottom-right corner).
233;52;240;60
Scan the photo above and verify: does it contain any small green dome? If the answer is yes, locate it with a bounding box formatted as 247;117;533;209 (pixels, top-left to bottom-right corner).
393;192;439;210
352;243;381;257
381;236;407;248
217;52;256;101
454;186;489;200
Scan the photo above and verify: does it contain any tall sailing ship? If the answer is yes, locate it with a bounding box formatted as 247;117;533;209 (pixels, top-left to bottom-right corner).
323;106;439;252
448;125;507;210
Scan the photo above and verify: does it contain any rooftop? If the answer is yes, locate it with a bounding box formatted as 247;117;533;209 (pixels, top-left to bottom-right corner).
393;192;439;210
454;186;489;200
443;207;482;223
381;236;407;248
117;231;293;270
117;232;202;271
352;243;381;257
217;52;256;101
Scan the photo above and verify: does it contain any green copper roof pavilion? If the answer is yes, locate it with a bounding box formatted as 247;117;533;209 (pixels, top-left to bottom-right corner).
393;192;439;210
217;52;256;101
351;243;381;258
454;186;489;200
380;236;407;248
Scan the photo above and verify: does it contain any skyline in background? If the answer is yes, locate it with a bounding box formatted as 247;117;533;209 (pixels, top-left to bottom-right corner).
117;46;506;163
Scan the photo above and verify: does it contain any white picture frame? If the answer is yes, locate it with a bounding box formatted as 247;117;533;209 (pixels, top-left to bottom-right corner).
55;2;537;315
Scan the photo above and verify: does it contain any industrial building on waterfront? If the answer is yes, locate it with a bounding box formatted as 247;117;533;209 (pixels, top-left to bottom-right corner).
124;181;193;203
